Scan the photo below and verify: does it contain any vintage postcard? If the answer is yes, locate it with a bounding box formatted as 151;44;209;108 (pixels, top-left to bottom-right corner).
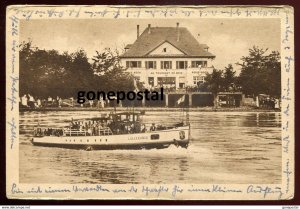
6;5;294;200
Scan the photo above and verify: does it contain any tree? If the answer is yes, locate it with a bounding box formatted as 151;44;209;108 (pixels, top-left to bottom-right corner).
222;64;236;91
65;49;94;96
203;69;223;108
201;64;238;108
92;48;122;76
19;41;74;98
237;46;281;97
19;41;141;103
91;48;141;92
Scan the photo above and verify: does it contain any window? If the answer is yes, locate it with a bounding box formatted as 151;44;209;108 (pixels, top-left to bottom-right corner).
163;48;167;52
151;134;160;140
191;61;207;68
193;76;199;85
176;61;188;69
126;61;142;68
145;61;157;69
148;77;154;86
193;76;205;85
160;61;172;69
179;83;185;88
179;77;185;88
157;77;176;85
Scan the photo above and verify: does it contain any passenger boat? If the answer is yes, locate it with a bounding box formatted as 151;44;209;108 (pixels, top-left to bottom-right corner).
31;111;190;150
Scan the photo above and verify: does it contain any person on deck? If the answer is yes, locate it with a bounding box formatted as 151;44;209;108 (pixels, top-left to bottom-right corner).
141;124;146;133
150;123;156;131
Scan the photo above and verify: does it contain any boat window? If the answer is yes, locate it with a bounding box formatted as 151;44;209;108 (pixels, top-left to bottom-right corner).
151;134;160;140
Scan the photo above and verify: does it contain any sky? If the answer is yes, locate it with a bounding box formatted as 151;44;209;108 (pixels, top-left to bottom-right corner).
20;18;281;71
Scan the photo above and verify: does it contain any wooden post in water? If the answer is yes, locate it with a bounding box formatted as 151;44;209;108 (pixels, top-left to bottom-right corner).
165;94;169;107
142;96;145;107
189;93;192;107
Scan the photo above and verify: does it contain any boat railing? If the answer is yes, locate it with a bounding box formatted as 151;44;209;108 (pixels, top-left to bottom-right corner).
34;126;113;137
63;127;113;136
64;129;86;136
99;127;113;136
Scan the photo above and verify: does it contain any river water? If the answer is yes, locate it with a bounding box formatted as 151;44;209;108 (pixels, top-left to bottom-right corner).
19;111;281;184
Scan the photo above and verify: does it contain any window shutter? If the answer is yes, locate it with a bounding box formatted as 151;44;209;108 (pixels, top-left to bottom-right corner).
185;61;188;69
138;61;141;68
126;61;129;68
154;61;156;69
145;61;148;69
176;61;178;69
161;61;163;69
170;61;172;69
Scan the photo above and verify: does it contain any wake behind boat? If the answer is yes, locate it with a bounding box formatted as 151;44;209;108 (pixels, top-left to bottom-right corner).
31;111;190;150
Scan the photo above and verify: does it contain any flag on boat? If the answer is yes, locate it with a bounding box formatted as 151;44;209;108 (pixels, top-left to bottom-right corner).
177;95;185;105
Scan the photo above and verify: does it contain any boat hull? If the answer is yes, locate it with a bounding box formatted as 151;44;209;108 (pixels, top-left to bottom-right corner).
31;126;190;150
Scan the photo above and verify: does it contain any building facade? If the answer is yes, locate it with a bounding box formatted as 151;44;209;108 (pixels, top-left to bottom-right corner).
120;23;216;89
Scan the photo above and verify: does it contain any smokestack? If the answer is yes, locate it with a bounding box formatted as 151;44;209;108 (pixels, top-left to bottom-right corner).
137;25;140;39
176;22;180;42
148;24;151;34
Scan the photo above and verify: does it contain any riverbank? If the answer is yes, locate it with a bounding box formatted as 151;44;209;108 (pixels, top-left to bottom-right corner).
19;106;280;112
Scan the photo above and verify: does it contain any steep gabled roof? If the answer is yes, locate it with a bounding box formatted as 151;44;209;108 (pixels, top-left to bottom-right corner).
120;27;215;58
124;44;132;49
146;40;187;55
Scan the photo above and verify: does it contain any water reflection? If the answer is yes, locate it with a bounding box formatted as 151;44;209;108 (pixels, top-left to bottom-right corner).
19;111;281;184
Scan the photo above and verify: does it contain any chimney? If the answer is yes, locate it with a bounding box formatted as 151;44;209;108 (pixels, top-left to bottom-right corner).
176;22;180;42
137;25;140;39
148;24;151;34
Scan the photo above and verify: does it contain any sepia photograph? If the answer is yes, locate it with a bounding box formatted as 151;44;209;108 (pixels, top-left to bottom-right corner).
6;5;294;200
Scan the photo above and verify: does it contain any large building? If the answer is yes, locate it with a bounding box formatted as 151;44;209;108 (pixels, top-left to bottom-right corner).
120;23;216;89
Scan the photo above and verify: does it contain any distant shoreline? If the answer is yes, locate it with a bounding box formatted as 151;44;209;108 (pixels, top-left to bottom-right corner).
19;107;280;112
